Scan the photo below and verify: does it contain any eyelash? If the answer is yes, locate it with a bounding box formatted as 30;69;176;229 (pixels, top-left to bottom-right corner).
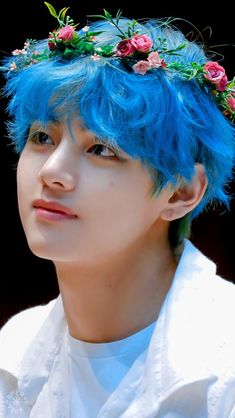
28;132;52;145
28;131;118;159
88;143;117;158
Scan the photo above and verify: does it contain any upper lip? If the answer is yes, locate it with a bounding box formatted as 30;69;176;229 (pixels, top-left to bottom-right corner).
33;199;77;216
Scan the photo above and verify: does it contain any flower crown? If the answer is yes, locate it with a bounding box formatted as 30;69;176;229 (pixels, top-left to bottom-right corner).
7;2;235;122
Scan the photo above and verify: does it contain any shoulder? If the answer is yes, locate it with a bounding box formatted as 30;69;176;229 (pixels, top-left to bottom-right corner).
184;241;235;318
200;274;235;375
210;275;235;342
209;274;235;315
172;241;235;366
0;298;57;375
0;298;56;337
197;271;235;339
206;278;235;414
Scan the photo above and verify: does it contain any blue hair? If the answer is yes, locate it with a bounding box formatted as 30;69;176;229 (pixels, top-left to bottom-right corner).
2;18;235;246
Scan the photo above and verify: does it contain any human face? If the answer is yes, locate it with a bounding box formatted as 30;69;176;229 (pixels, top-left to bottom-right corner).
17;118;170;264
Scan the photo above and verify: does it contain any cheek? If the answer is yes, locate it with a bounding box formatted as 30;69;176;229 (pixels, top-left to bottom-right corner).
17;151;43;190
16;154;39;218
79;172;156;245
17;158;27;209
81;171;147;214
17;170;29;226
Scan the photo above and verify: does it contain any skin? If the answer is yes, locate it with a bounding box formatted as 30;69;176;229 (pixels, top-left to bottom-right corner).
17;117;207;343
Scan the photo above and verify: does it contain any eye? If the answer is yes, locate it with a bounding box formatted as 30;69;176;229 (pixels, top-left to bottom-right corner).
27;131;54;145
87;143;117;158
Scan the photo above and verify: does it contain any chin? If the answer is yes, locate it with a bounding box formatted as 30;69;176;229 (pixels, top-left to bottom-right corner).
29;245;57;261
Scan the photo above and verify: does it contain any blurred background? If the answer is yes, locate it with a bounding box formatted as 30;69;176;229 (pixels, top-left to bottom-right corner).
0;0;234;327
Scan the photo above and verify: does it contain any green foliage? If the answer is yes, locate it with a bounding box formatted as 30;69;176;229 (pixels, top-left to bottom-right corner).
6;3;235;122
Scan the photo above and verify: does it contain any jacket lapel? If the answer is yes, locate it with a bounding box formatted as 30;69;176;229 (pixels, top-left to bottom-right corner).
17;295;67;407
101;241;218;417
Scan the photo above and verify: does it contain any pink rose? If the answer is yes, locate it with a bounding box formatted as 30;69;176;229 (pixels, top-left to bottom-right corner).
58;25;75;42
147;51;164;68
203;62;226;84
133;60;151;75
227;96;235;111
131;34;153;53
116;39;136;56
215;74;228;92
48;41;56;51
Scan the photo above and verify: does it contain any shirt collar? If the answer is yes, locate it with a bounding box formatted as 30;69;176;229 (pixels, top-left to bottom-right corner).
142;239;217;402
0;296;62;377
19;294;67;403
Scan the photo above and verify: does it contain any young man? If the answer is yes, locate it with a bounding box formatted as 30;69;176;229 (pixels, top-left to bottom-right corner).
0;5;235;417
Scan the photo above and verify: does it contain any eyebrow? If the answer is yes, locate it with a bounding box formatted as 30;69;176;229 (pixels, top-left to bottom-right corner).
28;122;52;132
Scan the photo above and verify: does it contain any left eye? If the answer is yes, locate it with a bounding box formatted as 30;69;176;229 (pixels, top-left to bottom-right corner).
87;144;116;158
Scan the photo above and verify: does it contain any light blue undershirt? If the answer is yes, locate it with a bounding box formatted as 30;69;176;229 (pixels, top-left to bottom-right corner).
68;320;156;417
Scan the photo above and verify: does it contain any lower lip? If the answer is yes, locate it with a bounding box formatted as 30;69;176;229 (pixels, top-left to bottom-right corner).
34;208;77;221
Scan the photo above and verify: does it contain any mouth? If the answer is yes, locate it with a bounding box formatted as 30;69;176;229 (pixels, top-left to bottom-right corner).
33;199;78;221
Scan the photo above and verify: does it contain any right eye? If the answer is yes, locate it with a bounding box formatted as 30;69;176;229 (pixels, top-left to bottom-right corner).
28;131;54;145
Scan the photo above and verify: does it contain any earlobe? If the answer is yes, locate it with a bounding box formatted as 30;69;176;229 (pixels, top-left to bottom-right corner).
160;164;208;221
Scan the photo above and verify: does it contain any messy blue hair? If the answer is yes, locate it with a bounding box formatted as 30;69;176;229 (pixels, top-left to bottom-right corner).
2;18;235;246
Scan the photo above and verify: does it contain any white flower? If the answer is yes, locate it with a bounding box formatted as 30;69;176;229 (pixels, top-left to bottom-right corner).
82;25;89;32
5;390;28;417
91;53;101;61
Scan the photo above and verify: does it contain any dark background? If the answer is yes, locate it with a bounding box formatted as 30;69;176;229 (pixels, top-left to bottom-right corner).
0;1;234;327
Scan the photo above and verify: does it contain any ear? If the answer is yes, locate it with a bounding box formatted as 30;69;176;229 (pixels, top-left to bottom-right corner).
160;164;208;221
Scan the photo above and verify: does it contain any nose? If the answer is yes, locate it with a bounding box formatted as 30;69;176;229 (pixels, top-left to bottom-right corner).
38;140;76;192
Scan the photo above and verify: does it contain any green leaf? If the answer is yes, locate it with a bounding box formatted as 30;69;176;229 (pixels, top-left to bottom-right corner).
87;14;107;20
63;47;73;57
86;31;103;37
164;47;184;54
103;9;112;20
44;2;58;18
115;9;122;23
59;7;70;22
84;43;95;53
100;45;114;56
175;43;187;51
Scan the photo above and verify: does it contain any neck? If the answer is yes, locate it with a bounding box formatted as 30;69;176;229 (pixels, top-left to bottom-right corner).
56;231;177;343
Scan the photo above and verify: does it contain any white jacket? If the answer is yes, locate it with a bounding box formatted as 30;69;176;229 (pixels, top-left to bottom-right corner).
0;240;235;417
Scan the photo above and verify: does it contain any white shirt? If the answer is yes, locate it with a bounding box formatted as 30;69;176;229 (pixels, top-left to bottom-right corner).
68;321;155;417
0;240;235;417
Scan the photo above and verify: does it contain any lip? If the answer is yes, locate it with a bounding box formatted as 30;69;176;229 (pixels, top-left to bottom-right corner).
33;199;78;221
